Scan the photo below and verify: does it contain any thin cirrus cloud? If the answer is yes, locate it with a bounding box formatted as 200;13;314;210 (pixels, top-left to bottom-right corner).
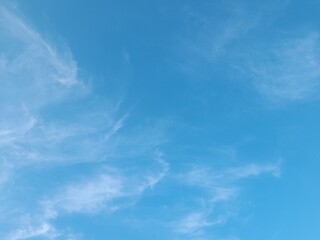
0;6;170;240
248;33;320;103
1;124;168;236
175;211;224;237
0;5;165;169
8;156;168;240
0;5;90;168
0;6;81;130
43;153;169;217
175;1;260;78
0;4;284;240
176;1;319;106
8;223;58;240
173;161;280;238
0;6;78;87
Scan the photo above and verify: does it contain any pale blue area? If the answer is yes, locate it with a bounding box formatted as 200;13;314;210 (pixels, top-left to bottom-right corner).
1;0;320;239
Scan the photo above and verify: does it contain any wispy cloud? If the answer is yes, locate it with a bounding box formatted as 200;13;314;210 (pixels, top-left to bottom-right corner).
42;151;169;216
44;169;125;215
227;162;281;179
175;211;224;236
7;154;169;239
8;222;58;240
0;4;285;240
0;5;161;171
0;6;79;87
248;33;320;103
175;1;260;77
0;6;170;239
174;161;281;238
0;5;89;169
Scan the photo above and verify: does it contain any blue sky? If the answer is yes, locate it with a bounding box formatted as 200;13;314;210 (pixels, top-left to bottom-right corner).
1;0;320;239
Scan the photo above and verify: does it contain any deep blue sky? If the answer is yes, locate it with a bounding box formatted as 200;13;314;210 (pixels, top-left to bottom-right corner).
1;0;320;239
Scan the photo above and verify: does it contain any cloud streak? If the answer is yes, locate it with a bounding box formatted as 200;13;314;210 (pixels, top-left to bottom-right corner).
0;6;89;169
175;1;260;78
174;161;281;238
8;155;169;240
0;6;170;239
8;222;57;240
0;4;284;240
248;33;320;103
0;6;79;87
43;154;169;217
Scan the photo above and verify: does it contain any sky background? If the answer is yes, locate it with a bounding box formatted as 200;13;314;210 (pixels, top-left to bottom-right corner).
0;0;320;239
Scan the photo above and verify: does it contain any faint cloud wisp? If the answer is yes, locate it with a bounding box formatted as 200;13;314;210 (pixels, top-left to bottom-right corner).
248;33;320;103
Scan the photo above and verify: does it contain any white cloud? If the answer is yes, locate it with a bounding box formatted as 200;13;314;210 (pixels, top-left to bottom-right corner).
175;2;260;77
175;212;222;236
7;222;58;240
44;153;169;216
249;33;320;103
11;150;169;238
184;161;280;189
0;162;12;186
0;8;83;132
5;153;169;240
174;162;280;238
139;151;170;190
0;6;79;87
0;6;90;168
227;162;281;179
46;171;124;214
0;6;170;239
0;6;153;179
